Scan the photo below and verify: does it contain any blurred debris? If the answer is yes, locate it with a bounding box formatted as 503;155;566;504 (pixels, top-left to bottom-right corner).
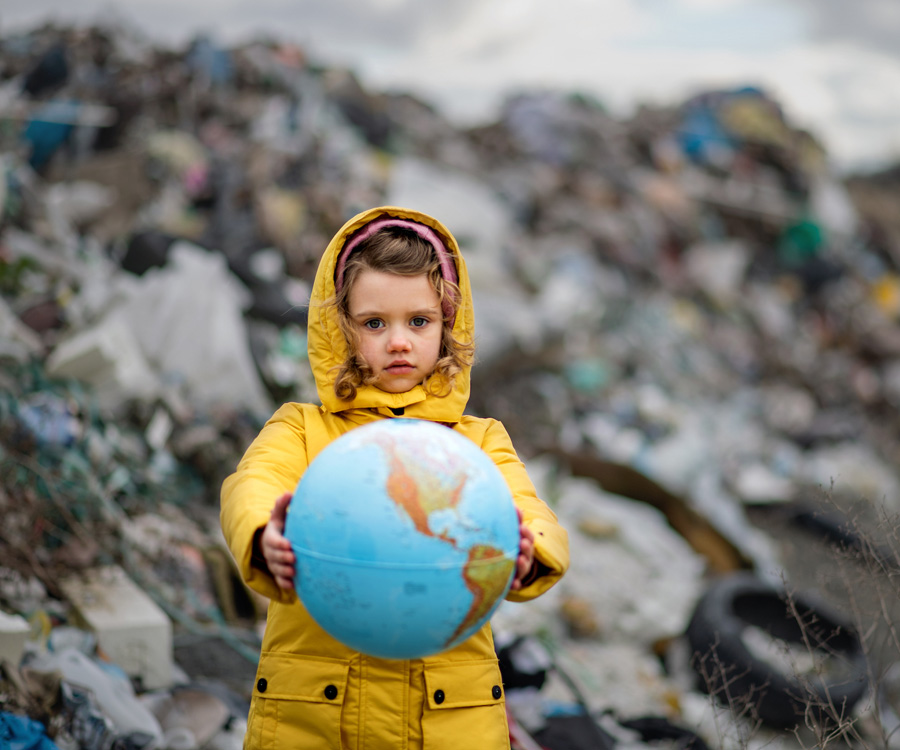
2;18;900;750
58;566;173;691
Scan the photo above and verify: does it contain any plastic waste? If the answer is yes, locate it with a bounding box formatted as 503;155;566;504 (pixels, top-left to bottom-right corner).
0;710;59;750
25;648;164;748
21;42;69;96
683;240;750;307
46;242;272;417
185;36;233;88
22;102;75;169
13;393;83;449
140;685;231;750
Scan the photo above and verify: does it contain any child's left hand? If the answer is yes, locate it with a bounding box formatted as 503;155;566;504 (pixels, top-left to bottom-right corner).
510;507;536;591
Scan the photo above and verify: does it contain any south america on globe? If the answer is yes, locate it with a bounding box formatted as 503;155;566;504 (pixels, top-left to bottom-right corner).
284;418;520;659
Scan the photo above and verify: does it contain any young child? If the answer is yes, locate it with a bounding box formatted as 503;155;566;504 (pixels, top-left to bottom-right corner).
220;206;569;750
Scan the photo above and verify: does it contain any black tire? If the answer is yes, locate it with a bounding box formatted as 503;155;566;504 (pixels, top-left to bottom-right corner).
685;572;868;729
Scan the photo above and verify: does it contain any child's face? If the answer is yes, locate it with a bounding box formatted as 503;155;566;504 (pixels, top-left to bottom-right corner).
347;270;443;393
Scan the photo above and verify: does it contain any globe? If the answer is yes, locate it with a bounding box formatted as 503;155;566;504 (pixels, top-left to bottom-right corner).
284;418;520;660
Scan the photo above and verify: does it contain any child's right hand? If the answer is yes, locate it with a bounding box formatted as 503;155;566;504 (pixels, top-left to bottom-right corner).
260;491;297;591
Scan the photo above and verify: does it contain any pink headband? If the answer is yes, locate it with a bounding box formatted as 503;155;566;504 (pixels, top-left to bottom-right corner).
335;217;459;324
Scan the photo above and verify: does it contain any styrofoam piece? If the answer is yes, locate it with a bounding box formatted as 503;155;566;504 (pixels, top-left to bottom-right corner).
45;315;160;408
0;610;31;666
59;566;173;690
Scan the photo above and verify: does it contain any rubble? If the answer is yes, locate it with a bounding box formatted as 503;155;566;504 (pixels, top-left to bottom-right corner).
2;18;900;750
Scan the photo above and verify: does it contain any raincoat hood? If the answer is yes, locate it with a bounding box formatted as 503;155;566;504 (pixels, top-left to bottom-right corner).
307;206;473;422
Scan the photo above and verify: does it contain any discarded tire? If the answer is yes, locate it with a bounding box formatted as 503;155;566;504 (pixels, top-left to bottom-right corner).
686;572;867;728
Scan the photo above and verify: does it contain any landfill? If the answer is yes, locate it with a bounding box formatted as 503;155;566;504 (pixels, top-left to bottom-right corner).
1;19;899;750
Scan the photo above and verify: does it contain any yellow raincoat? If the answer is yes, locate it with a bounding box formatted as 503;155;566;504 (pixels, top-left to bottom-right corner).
221;206;569;749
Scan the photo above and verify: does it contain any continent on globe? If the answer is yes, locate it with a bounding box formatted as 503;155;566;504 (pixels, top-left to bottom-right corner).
380;433;467;544
451;544;516;644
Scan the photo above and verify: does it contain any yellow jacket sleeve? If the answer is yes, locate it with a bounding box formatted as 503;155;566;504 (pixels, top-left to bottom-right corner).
220;403;308;603
478;418;569;602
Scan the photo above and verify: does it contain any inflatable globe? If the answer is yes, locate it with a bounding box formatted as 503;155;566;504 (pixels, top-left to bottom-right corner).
284;418;520;659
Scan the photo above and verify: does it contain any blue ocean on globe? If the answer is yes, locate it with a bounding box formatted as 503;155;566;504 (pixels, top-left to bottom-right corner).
284;418;520;660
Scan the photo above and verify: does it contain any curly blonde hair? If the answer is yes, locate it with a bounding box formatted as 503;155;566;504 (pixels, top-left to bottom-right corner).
331;227;473;402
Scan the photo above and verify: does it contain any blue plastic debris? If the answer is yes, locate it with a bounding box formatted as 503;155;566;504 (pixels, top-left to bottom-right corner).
0;712;59;750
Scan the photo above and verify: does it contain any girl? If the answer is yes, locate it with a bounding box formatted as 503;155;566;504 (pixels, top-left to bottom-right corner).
220;206;569;750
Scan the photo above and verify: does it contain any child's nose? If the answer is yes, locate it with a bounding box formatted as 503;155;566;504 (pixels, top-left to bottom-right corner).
388;330;412;352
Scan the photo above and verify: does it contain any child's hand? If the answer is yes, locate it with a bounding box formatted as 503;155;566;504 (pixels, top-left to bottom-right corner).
260;491;297;591
510;507;536;591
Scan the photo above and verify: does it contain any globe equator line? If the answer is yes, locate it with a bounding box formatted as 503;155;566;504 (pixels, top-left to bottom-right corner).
291;545;516;569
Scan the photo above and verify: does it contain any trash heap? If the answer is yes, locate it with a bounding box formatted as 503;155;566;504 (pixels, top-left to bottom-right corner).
2;20;899;750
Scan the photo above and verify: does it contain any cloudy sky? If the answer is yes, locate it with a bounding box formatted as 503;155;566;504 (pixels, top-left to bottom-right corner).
3;0;900;173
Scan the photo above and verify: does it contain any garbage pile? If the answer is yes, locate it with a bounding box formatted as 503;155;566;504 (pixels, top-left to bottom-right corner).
2;20;900;750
